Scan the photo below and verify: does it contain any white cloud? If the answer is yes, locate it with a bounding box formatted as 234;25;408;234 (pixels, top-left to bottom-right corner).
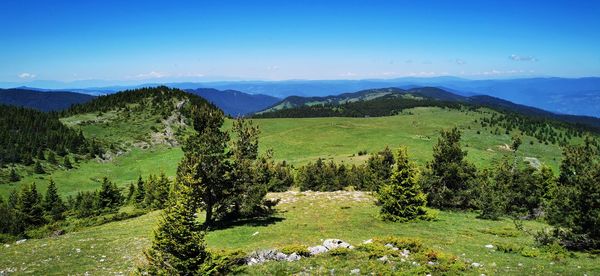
135;71;166;79
18;72;36;79
509;54;538;62
455;59;466;65
266;65;280;71
338;72;357;77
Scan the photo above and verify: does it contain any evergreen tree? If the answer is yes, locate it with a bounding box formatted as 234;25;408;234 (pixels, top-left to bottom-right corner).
47;151;57;165
177;107;232;225
63;156;73;169
9;167;20;182
421;127;477;209
143;174;209;274
43;179;66;221
377;146;429;222
134;175;145;205
227;118;270;219
34;161;45;174
545;142;600;249
97;177;122;211
476;167;508;220
18;183;45;227
152;173;171;209
126;182;136;202
36;149;45;160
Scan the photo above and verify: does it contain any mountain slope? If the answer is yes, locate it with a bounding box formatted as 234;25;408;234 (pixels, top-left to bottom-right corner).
0;88;95;111
256;87;600;131
185;88;279;116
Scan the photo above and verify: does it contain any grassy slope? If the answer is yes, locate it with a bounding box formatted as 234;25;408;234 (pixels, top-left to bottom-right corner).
255;107;566;169
0;106;569;198
1;192;598;275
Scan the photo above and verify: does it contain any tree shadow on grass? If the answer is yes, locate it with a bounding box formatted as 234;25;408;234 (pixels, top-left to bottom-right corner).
206;215;286;231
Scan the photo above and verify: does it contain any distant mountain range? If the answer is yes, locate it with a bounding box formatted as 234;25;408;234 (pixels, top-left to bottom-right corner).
0;87;280;116
4;77;596;117
185;88;279;116
2;76;599;118
0;88;95;112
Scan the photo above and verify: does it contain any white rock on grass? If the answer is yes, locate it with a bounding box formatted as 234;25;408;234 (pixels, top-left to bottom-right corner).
484;244;494;249
15;239;26;245
384;243;399;251
286;253;301;262
401;249;410;257
308;245;328;255
350;268;360;275
362;239;373;244
323;239;354;250
471;262;482;268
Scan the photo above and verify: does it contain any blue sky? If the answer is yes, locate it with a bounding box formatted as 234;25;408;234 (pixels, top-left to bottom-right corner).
1;0;599;84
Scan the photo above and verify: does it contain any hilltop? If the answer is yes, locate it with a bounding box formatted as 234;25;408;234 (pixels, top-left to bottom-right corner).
0;88;94;112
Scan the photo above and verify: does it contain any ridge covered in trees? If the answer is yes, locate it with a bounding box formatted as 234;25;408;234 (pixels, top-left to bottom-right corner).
254;87;600;134
0;104;91;166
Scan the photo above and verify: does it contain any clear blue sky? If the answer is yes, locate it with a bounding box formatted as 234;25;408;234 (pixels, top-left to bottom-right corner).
1;0;599;84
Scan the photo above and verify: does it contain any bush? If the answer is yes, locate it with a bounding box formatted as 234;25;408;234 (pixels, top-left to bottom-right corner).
280;244;310;257
201;249;246;275
373;236;424;252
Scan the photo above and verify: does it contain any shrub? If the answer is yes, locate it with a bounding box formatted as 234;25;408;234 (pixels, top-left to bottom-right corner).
280;244;310;257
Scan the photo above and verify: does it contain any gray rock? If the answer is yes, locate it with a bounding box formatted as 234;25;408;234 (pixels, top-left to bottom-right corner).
384;243;399;251
350;268;361;275
401;249;410;257
15;239;27;245
308;245;328;255
286;253;301;262
378;255;389;262
323;239;354;250
274;252;288;261
246;249;288;265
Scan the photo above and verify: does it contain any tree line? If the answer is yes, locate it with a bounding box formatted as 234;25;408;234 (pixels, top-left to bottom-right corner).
0;104;94;167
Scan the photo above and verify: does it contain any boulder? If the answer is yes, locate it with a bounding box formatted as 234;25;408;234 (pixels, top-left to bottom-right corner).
308;245;328;255
323;239;354;250
286;253;301;262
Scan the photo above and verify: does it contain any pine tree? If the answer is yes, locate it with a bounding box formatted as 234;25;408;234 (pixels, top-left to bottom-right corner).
377;146;429;222
177;107;232;225
421;127;477;209
476;167;508;220
43;179;66;221
36;149;45;160
18;183;45;227
545;142;600;249
126;182;136;202
47;151;57;165
97;177;122;211
134;175;145;205
143;174;209;274
34;161;45;174
9;168;20;182
63;156;73;169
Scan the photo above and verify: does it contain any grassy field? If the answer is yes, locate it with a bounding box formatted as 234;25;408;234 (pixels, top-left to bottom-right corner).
1;107;569;198
1;191;598;275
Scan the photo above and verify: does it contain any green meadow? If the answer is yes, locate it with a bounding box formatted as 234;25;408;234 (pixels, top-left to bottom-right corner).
1;192;598;275
1;107;567;198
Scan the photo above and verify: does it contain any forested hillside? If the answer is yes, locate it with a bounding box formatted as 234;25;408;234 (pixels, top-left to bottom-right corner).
0;105;93;167
0;88;95;111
